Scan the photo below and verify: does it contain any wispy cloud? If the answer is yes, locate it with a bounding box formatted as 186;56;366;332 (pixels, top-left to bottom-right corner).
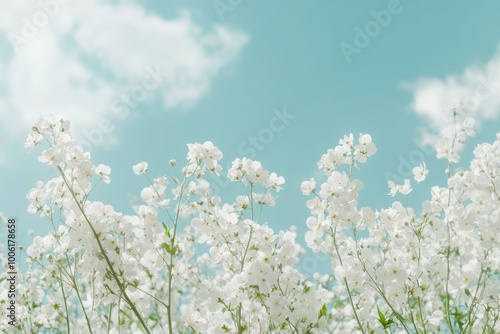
0;0;249;136
404;45;500;133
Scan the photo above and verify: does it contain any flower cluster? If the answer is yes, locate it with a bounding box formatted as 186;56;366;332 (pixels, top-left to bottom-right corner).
435;117;476;164
317;133;376;174
184;141;223;176
302;114;500;333
2;115;327;333
1;114;499;334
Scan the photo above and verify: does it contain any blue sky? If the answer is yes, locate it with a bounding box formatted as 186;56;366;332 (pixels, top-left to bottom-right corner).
1;0;500;272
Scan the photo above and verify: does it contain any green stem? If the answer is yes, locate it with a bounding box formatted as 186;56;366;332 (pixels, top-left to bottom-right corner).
58;166;151;334
166;174;188;334
59;270;71;333
69;273;93;333
417;297;427;334
332;228;366;334
444;219;455;334
107;303;113;333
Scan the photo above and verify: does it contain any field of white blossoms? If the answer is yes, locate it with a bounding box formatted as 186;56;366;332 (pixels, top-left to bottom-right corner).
1;112;499;333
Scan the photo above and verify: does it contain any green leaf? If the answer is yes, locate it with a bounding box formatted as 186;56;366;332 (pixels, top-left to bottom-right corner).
162;223;170;237
319;304;327;318
162;242;178;255
377;306;386;324
162;243;171;253
377;306;394;329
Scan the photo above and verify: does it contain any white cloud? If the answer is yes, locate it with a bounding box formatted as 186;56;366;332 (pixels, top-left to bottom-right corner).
6;33;116;129
405;45;500;132
0;0;249;139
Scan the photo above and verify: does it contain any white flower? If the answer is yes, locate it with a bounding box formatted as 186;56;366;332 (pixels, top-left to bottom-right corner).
399;179;412;195
388;181;398;197
412;162;428;183
334;266;345;280
24;132;43;149
186;141;223;174
428;310;444;328
95;164;111;184
234;195;250;211
462;117;475;137
133;161;148;175
387;179;412;196
339;133;354;149
355;133;377;163
141;187;156;202
301;178;316;195
38;147;64;166
228;158;244;181
267;172;285;191
140;249;162;270
253;192;276;206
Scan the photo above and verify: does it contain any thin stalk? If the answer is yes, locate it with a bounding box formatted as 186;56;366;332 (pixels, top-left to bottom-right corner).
417;297;427;334
444;205;456;334
332;228;366;334
58;166;151;334
69;273;93;333
166;173;189;334
107;303;113;333
59;270;71;333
